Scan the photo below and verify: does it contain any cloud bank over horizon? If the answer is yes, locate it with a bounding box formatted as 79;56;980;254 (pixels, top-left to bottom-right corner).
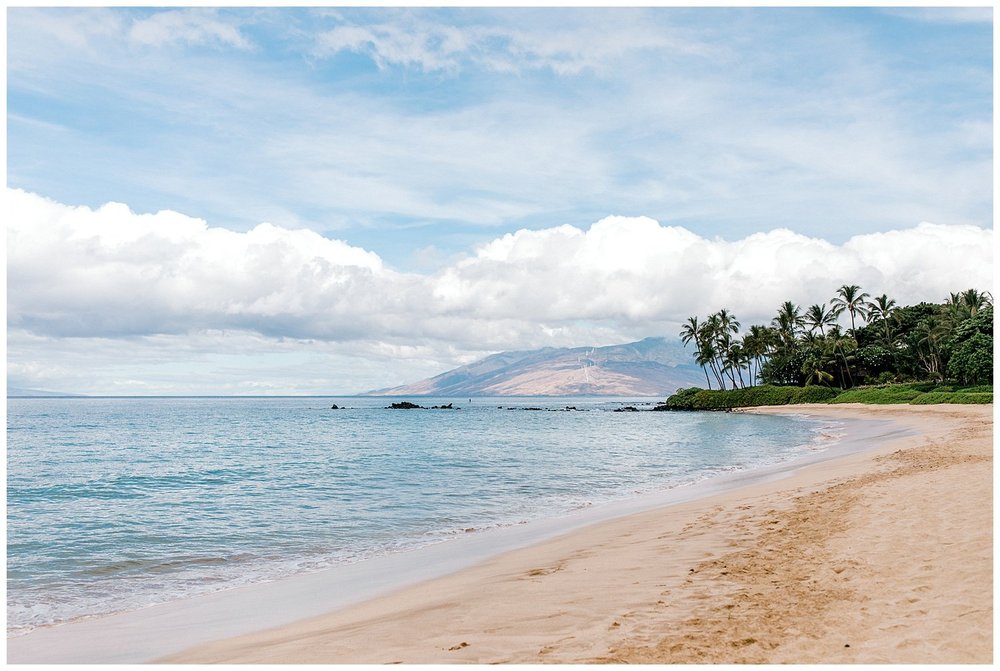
7;189;993;394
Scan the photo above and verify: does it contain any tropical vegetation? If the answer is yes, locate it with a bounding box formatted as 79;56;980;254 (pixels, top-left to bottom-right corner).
661;382;991;410
673;285;993;401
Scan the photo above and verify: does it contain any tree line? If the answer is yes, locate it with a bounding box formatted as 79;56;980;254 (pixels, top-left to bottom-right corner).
680;286;993;390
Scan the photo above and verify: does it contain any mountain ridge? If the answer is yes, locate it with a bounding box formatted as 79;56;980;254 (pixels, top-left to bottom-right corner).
362;337;704;397
7;387;86;398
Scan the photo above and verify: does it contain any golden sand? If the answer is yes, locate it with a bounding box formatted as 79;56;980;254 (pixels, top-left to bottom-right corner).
161;403;992;664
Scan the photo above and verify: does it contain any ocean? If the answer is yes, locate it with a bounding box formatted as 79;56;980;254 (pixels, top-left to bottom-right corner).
6;396;843;636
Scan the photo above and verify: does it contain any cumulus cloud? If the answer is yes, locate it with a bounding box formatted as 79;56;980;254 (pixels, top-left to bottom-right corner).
7;188;993;362
7;190;393;340
434;218;992;328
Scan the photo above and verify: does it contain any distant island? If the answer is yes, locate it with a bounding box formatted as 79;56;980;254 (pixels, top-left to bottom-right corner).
362;337;705;397
7;387;85;398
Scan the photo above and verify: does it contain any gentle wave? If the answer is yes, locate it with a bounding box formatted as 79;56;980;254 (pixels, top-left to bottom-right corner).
8;396;834;634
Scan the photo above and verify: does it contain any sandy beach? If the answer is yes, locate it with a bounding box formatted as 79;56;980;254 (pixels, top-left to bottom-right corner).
158;403;992;664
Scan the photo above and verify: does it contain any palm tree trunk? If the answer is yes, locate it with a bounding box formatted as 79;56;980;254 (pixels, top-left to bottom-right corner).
707;358;725;390
838;346;853;387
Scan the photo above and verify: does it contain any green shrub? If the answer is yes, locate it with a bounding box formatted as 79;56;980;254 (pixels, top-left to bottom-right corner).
909;391;993;405
956;385;993;394
661;385;837;409
791;386;840;403
829;386;922;404
947;307;994;385
662;387;702;409
662;383;992;409
908;392;955;404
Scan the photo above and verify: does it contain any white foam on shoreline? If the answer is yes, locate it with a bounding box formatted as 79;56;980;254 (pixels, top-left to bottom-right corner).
6;413;908;664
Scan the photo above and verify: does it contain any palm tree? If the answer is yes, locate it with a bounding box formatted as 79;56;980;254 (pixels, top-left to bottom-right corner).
696;346;720;391
714;309;741;388
914;317;949;380
715;309;741;349
771;301;805;349
831;284;870;341
869;294;897;346
960;288;993;317
802;352;834;386
723;341;749;389
679;316;713;389
679;316;701;348
805;303;838;336
741;325;773;387
944;292;966;323
826;325;857;388
699;316;728;390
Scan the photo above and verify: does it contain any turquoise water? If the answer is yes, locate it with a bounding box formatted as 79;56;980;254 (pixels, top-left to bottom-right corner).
7;396;839;635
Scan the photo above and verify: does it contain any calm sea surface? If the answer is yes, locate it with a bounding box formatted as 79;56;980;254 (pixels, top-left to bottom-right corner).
7;396;841;635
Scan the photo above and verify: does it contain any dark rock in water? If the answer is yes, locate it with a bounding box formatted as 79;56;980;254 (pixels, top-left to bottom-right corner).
614;406;639;412
330;404;340;409
388;401;423;409
652;403;672;411
523;407;543;411
430;402;456;409
565;406;578;411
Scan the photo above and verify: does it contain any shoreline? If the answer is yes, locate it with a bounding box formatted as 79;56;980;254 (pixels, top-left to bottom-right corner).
161;403;992;664
8;404;992;663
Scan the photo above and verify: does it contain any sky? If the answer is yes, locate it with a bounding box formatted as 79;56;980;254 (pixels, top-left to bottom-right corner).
5;5;995;395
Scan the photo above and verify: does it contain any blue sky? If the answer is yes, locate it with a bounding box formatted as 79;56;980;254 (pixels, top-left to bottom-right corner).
6;6;994;394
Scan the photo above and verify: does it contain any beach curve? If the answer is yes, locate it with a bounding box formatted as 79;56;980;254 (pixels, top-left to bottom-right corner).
151;403;991;664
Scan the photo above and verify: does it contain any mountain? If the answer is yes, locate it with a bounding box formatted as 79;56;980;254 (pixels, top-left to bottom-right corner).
7;386;85;398
362;337;705;397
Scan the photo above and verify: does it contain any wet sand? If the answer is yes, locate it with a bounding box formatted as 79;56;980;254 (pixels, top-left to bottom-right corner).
161;403;992;664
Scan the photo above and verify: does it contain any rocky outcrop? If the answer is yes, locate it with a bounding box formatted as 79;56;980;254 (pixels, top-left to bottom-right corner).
386;401;461;410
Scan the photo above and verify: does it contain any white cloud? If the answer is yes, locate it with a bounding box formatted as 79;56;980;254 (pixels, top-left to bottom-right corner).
128;9;252;50
7;189;390;340
313;12;689;75
7;188;993;392
883;8;992;24
6;8;126;77
9;188;992;345
433;218;992;329
316;22;465;72
7;8;251;68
